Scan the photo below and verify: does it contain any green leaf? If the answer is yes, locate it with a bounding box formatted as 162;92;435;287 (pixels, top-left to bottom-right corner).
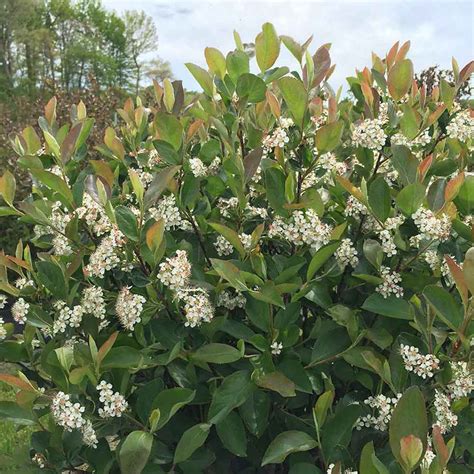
388;59;413;101
208;371;254;424
0;170;16;206
254;371;296;397
389;386;428;471
226;50;250;83
315;121;344;153
192;343;242;364
396;183;426;216
278;76;307;127
261;431;317;466
454;174;474;214
144;166;180;210
0;401;36;426
307;241;341;280
185;63;214;96
152;388;195;430
209;222;245;257
205;47;226;79
173;423;211;464
36;261;68;300
30;169;74;207
391;145;418;185
114;205;138;241
216;411;247;457
101;346;143;369
210;258;248;291
423;285;463;331
119;431;153;474
362;294;413;320
154;112;183;151
368;176;391;222
239;390;270;438
265;166;288;216
363;239;384;270
236;73;267;103
314;390;333;427
255;22;280;72
322;404;364;459
360;441;383;474
463;247;474;295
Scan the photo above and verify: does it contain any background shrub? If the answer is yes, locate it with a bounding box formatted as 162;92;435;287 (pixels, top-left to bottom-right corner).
0;23;473;473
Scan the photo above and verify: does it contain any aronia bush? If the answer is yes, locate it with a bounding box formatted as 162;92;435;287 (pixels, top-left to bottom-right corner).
0;23;473;473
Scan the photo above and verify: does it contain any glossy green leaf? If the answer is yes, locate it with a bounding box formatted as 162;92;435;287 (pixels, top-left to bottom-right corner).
192;343;242;364
173;423;211;464
119;431;153;474
261;431;317;466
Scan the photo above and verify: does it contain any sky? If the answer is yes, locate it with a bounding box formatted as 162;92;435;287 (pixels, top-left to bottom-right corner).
102;0;473;91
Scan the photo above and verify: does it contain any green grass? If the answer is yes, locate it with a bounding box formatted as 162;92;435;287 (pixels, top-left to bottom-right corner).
0;364;35;472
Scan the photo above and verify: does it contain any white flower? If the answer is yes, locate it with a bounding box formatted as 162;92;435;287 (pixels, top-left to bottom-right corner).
271;341;283;355
177;288;214;327
14;277;34;289
0;317;7;340
53;301;84;335
51;392;96;447
412;207;451;242
344;195;368;218
421;437;436;469
84;226;127;278
446;110;474;142
448;361;473;400
352;118;387;150
12;298;29;324
400;344;439;379
158;250;192;291
0;294;7;309
376;266;404;298
32;453;46;468
76;193;112;236
82;286;106;321
149;194;190;231
268;209;332;250
214;235;234;256
335;238;359;268
433;390;458;433
115;287;146;331
189;157;208;177
356;393;402;431
96;380;128;418
315;152;348;184
217;290;246;310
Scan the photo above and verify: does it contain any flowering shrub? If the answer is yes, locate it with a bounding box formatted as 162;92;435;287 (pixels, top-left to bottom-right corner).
0;24;473;473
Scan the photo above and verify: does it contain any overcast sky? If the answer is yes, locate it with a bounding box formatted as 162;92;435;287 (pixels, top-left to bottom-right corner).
103;0;473;91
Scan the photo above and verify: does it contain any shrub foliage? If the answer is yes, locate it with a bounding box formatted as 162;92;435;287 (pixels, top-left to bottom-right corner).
0;24;473;473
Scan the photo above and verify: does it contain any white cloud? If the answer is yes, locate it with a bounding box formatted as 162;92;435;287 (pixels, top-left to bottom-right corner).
103;0;473;91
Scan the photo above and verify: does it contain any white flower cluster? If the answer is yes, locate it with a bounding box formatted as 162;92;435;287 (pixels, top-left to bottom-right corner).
391;129;431;148
15;277;34;289
177;287;214;328
158;250;192;291
84;227;127;278
423;250;455;285
262;117;293;152
76;193;111;236
400;344;440;379
448;361;473;400
268;209;332;250
158;250;214;327
421;437;436;470
53;301;84;335
12;297;30;324
310;109;328;130
327;464;357;474
375;215;404;257
149;194;190;231
271;341;283;355
189;157;221;178
376;266;404;298
352;118;387;150
335;238;359;268
0;316;7;340
0;294;7;309
32;453;46;468
217;290;246;310
344;195;368;218
46;201;74;256
356;393;402;431
434;390;458;434
115;287;146;331
51;392;97;448
412;207;451;242
315;152;348;183
82;286;107;324
216;197;267;220
96;380;128;418
446;110;474;142
214;235;233;256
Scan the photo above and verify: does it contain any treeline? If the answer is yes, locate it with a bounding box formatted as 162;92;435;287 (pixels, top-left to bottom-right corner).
0;0;172;98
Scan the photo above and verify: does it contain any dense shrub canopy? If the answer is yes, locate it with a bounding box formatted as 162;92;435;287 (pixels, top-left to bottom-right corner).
0;23;473;473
